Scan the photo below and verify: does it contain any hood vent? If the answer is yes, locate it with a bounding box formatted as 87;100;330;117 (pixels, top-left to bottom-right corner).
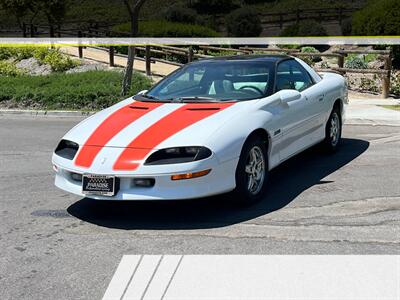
129;105;149;110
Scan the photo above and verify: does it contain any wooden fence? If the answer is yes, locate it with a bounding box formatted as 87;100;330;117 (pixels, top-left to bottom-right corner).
19;22;394;98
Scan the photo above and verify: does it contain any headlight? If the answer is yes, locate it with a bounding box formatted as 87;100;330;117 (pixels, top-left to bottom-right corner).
144;146;212;165
55;139;79;160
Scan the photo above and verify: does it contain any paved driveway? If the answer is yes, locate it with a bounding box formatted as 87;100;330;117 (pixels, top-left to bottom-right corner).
0;115;399;299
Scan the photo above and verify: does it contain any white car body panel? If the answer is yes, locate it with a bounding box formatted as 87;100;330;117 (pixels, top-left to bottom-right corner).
52;57;347;200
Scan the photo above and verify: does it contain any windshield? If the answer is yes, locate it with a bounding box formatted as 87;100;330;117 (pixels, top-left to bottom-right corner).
144;60;274;102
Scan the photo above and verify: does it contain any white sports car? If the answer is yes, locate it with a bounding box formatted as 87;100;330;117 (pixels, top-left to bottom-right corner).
52;55;347;204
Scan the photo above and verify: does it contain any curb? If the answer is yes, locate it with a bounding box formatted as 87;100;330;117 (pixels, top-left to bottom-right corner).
0;109;95;117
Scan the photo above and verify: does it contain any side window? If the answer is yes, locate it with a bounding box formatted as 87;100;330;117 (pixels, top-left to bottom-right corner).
276;60;314;92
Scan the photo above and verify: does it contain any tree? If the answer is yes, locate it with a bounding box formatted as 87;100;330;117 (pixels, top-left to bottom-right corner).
226;7;262;37
0;0;33;29
121;0;147;96
39;0;68;35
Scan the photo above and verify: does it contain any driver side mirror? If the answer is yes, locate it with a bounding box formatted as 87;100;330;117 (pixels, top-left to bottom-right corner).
278;89;301;104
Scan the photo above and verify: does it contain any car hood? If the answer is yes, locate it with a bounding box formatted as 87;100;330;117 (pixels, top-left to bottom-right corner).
64;99;247;150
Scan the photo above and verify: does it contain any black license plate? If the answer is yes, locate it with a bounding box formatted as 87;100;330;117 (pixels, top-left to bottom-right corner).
82;174;116;196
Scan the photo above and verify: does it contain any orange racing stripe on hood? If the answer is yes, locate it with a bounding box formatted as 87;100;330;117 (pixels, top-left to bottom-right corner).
75;101;163;168
113;102;235;171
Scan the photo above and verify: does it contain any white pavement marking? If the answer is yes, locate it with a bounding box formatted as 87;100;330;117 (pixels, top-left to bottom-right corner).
122;255;163;300
102;255;142;300
104;255;400;300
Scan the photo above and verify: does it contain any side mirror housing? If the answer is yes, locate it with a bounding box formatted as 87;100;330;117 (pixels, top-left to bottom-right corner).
278;89;301;104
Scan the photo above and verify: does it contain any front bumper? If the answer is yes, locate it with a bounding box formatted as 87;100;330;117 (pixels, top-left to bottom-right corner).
52;155;238;200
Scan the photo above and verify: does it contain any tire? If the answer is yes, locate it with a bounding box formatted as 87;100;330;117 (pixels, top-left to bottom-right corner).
232;135;269;205
322;106;342;153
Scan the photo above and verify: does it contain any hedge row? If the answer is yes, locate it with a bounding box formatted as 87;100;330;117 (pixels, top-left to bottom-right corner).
0;71;152;110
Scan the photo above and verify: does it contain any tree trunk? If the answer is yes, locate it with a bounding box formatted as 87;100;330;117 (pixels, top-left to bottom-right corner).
121;46;135;96
121;1;145;96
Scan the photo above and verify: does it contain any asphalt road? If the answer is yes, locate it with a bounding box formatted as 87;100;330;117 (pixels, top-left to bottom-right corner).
0;115;399;299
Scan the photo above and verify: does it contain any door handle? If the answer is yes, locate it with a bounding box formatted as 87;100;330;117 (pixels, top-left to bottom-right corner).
318;94;325;101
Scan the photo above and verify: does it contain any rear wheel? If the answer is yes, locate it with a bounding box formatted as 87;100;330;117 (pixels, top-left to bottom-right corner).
322;107;342;152
232;135;268;205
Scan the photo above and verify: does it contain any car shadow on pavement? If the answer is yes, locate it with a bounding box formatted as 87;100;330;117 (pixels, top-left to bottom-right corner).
67;138;369;230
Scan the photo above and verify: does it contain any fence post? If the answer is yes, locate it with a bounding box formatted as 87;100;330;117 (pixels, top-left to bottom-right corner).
279;13;283;29
338;52;344;68
109;46;115;67
382;52;392;99
145;45;151;76
78;30;83;59
188;47;194;63
296;9;300;23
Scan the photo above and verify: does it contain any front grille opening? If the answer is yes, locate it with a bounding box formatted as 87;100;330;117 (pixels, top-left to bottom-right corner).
132;178;155;188
69;172;82;182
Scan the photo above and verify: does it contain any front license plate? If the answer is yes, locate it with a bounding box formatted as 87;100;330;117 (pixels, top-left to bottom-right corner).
82;174;116;196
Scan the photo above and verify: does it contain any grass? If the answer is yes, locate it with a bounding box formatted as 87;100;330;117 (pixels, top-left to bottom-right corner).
0;70;153;110
380;105;400;111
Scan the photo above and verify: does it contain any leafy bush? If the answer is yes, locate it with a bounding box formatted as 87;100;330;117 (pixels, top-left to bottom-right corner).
0;71;153;110
0;61;22;77
0;47;16;60
163;6;198;24
281;20;327;36
352;0;400;36
225;7;262;37
112;21;219;37
300;46;321;65
41;50;79;72
352;0;400;68
341;18;352;36
345;55;368;69
390;72;400;96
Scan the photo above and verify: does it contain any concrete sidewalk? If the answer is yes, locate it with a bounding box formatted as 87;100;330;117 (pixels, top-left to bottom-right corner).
346;95;400;126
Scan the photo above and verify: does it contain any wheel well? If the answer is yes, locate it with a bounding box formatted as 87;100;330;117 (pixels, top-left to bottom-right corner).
246;128;270;152
333;99;342;114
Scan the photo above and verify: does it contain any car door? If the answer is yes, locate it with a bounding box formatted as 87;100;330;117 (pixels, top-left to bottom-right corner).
274;59;319;161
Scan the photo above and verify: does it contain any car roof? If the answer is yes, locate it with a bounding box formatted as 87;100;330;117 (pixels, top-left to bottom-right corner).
192;54;292;64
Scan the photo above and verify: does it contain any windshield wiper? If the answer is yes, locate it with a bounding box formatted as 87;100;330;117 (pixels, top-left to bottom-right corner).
134;94;172;102
173;96;221;103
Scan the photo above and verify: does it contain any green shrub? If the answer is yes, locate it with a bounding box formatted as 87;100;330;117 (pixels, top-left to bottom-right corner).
341;18;352;36
352;0;400;68
225;7;262;37
300;46;321;65
42;50;79;72
352;0;400;36
0;47;16;60
163;6;198;24
0;61;22;77
112;20;219;37
345;55;368;69
0;71;153;110
33;47;51;61
390;72;400;96
281;20;327;36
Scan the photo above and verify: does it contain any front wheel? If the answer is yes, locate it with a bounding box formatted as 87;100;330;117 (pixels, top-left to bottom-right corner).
232;135;268;205
322;107;342;152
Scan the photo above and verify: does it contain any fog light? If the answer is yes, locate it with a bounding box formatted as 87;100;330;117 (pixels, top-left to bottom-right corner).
70;172;82;182
133;178;155;187
171;169;211;181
